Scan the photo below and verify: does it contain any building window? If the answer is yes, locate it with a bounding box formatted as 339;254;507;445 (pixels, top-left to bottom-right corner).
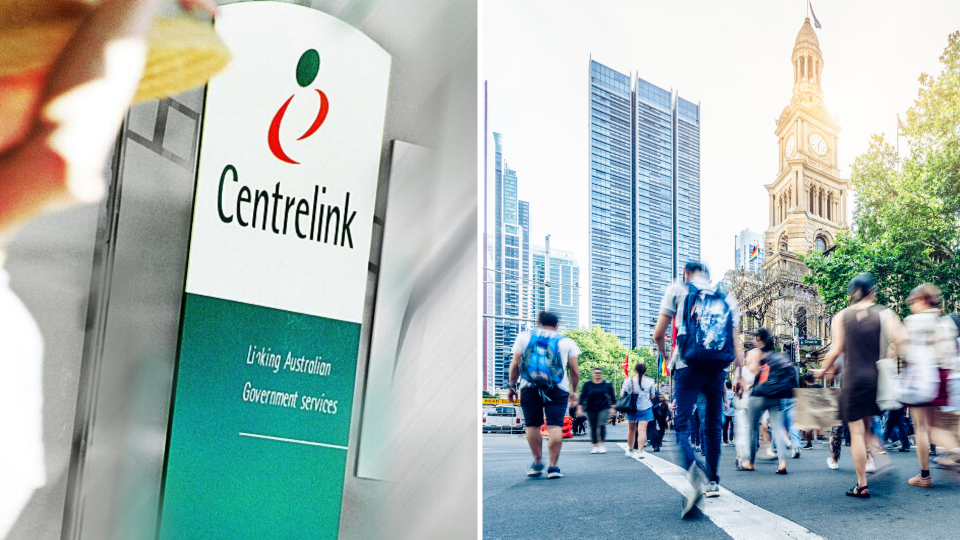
816;237;826;252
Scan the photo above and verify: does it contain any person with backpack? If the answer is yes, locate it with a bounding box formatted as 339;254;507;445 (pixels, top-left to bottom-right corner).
653;262;742;517
811;274;901;498
899;284;960;487
739;328;797;474
577;367;617;453
621;363;657;458
507;311;581;480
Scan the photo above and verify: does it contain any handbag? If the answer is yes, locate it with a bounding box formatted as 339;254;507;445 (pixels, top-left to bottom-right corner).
615;377;639;413
876;309;901;410
897;347;940;405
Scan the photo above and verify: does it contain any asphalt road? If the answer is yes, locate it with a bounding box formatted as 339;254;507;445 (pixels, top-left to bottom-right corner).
483;430;960;539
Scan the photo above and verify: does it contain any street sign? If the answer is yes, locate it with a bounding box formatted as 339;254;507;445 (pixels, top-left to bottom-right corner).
159;4;390;539
800;339;822;346
483;398;518;405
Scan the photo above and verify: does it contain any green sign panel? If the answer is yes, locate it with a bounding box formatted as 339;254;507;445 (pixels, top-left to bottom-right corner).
160;294;360;539
800;339;822;346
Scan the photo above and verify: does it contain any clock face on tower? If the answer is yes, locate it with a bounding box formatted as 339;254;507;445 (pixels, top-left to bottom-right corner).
785;135;795;156
809;133;827;155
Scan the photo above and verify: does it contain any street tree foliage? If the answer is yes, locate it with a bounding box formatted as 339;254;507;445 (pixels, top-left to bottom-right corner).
725;264;828;343
563;325;659;393
801;32;960;317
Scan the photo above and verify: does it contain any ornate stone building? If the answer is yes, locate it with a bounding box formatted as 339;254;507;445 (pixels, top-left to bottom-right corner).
764;18;850;272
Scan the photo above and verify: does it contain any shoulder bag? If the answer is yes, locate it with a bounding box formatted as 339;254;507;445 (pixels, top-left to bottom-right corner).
615;377;639;413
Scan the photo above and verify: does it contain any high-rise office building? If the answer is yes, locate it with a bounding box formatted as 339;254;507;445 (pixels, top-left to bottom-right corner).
531;245;580;331
589;58;700;349
487;131;530;389
734;228;766;274
519;200;531;321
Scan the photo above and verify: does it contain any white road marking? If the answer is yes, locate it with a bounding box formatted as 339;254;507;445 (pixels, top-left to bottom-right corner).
617;443;824;540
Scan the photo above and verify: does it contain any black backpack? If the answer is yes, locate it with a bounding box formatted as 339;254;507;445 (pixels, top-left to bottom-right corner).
751;352;798;399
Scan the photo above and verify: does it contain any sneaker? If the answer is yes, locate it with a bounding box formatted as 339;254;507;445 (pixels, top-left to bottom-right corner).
637;450;646;459
792;446;801;459
653;447;661;452
590;447;600;454
547;466;563;479
527;462;545;477
767;447;776;457
802;444;813;449
682;464;705;517
908;473;933;488
598;445;607;454
866;457;877;473
933;453;960;471
827;457;839;470
626;449;635;457
704;481;720;497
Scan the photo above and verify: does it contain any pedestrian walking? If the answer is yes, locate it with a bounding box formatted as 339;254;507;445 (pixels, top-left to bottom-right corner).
739;328;797;475
653;262;742;516
885;406;912;452
812;274;900;498
622;363;657;458
654;395;670;447
899;284;960;487
577;367;617;454
723;381;736;446
508;311;581;480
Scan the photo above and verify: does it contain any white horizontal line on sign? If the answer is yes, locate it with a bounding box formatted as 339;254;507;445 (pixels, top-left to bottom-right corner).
239;432;348;451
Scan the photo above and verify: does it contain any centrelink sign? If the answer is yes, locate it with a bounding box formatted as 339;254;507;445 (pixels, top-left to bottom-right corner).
159;3;389;539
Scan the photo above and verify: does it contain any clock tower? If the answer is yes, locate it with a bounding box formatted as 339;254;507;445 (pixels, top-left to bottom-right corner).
764;18;849;270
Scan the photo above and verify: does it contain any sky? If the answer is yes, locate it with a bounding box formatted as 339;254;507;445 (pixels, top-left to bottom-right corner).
481;0;960;328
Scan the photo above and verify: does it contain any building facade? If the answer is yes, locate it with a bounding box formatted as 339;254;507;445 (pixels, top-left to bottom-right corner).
589;58;701;349
488;132;531;389
734;228;766;274
757;18;847;351
531;246;580;331
764;18;849;268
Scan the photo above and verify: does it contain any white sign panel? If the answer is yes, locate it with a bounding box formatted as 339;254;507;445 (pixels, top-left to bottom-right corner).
185;1;390;323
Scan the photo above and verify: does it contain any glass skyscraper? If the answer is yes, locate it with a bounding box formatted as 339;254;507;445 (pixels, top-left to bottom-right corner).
531;247;580;332
734;228;765;274
589;58;701;349
489;132;530;389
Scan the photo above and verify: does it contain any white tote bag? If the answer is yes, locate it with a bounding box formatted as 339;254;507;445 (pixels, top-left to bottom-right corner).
876;358;900;410
897;347;940;405
875;309;900;410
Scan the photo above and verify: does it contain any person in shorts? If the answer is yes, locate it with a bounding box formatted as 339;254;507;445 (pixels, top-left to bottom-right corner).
508;311;580;479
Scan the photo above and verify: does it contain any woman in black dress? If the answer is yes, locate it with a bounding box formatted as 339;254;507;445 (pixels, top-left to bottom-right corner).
812;274;901;498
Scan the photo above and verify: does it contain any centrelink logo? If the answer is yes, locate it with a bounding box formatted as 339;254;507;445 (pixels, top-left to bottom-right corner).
215;48;357;249
268;49;330;165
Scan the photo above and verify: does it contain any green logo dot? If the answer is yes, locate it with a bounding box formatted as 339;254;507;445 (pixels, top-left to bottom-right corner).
296;49;320;87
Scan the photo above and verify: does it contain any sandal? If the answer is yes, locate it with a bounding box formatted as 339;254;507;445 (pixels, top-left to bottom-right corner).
845;485;870;498
736;462;755;471
776;468;788;475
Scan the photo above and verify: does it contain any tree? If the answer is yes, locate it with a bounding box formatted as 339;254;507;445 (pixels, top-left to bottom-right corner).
801;31;960;316
482;390;497;399
563;325;659;393
725;264;829;345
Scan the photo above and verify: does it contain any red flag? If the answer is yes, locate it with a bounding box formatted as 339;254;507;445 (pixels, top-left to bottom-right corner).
622;356;630;377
